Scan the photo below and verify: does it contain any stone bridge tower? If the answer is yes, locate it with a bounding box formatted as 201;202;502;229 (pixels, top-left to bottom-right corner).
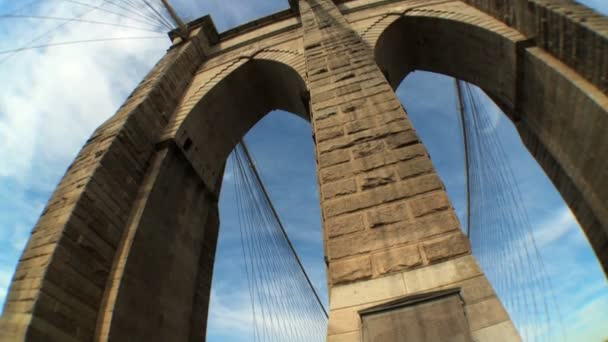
1;0;607;341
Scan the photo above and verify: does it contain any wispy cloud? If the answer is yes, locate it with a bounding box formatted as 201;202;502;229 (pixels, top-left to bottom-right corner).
0;1;168;307
533;206;580;248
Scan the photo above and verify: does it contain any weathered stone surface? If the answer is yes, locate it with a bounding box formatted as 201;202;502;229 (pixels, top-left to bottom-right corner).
422;232;471;263
317;126;344;142
327;331;360;342
371;244;422;276
409;191;451;217
366;202;408;228
359;168;396;190
403;256;482;294
465;297;510;331
472;321;521;341
344;117;375;134
319;143;427;182
318;149;350;168
330;273;406;310
330;255;372;285
322;178;357;200
326;213;366;238
395;157;434;179
385;131;418;149
440;276;495;303
351;140;384;159
328;210;459;259
324;174;443;218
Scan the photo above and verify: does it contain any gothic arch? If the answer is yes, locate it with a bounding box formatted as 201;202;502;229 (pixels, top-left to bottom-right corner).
164;57;309;190
372;5;608;273
96;57;310;341
371;2;525;114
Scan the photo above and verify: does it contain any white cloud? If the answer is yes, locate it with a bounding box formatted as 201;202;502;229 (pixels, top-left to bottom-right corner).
0;0;168;308
566;294;608;341
533;206;580;248
207;287;255;336
0;2;167;183
207;281;327;341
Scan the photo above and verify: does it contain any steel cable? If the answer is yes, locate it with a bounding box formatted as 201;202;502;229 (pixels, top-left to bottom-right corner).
456;80;565;341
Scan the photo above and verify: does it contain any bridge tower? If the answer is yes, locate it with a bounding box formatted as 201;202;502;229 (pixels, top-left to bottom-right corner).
1;0;607;341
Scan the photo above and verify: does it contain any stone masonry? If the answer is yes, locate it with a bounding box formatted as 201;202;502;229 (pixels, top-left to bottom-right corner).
0;0;607;341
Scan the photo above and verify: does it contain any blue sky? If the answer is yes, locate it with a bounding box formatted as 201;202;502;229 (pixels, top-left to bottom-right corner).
0;1;607;341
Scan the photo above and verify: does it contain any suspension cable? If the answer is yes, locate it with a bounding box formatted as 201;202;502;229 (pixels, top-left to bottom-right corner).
240;140;329;319
455;79;471;237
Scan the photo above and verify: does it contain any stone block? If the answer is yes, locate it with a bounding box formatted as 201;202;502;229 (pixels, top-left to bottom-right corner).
378;108;408;125
323;174;443;218
337;83;362;97
409;191;451;217
345;117;376;134
471;321;521;341
328;305;361;335
339;99;366;114
326;213;366;238
422;232;470;263
319;144;426;182
441;276;496;304
328;56;350;70
371;244;422;276
318;149;351;168
315;107;338;121
395;157;434;179
327;331;360;342
328;210;459;259
351;140;384;159
330;255;372;285
318;136;353;154
403;256;481;293
313;89;336;104
323;178;358;200
466;297;510;331
348;122;409;145
385;130;418;149
366;202;408;228
330;273;406;310
317;126;345;142
359;167;397;190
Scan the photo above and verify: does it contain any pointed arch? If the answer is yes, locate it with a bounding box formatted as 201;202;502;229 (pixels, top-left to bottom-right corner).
372;2;608;274
166;57;309;191
96;56;311;341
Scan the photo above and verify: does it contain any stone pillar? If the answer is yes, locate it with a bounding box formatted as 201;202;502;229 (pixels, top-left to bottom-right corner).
188;200;220;342
300;0;519;340
94;144;220;342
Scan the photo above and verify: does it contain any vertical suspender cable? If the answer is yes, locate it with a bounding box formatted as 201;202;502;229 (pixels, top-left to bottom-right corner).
455;79;471;237
240;140;329;319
